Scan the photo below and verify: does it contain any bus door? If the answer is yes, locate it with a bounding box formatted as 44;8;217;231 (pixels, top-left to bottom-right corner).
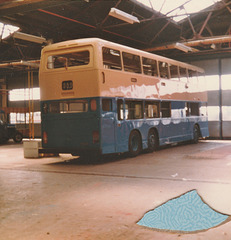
115;98;128;153
101;98;116;154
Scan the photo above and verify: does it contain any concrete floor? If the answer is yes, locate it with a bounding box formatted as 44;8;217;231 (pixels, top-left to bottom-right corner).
0;140;231;240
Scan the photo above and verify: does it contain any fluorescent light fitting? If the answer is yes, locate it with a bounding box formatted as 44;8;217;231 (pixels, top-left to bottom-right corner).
175;42;193;52
13;32;47;44
109;8;140;24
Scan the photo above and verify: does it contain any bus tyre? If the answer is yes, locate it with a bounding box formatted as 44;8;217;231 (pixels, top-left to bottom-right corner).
13;132;23;143
147;129;158;153
193;125;199;144
129;131;142;157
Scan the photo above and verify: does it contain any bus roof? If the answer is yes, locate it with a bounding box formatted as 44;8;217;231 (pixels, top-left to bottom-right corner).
42;38;204;73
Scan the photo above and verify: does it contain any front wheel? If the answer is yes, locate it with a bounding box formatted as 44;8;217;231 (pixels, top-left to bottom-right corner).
129;131;142;157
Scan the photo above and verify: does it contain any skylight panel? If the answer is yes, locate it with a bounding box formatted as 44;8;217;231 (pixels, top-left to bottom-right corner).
137;0;221;22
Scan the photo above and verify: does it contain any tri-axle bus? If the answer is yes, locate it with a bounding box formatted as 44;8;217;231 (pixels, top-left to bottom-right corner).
39;38;209;158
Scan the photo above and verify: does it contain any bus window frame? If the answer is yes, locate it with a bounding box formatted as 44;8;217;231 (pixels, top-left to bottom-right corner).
44;45;94;71
102;47;122;71
158;61;170;79
117;99;124;121
122;52;142;74
102;98;113;112
48;99;89;114
124;100;144;120
145;100;160;118
169;64;180;81
160;101;171;118
142;57;158;77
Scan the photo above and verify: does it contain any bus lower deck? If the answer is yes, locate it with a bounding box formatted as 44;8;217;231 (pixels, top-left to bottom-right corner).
41;97;209;157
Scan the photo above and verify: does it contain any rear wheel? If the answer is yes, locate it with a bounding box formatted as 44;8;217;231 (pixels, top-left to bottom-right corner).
13;132;23;143
192;125;199;144
129;130;142;157
147;129;158;153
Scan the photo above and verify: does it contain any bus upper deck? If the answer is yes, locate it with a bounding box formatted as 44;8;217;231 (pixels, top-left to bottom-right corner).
39;38;206;102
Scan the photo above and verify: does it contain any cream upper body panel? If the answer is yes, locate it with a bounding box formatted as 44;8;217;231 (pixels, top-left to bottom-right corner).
39;38;206;102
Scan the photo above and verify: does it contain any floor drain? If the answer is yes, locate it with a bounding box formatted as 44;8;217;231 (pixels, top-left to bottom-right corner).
137;190;229;232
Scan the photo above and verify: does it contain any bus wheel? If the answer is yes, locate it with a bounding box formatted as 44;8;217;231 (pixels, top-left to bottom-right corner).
147;129;158;153
13;132;23;143
129;130;142;157
193;125;199;144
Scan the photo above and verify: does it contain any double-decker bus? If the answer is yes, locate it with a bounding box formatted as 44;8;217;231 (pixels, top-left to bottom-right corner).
39;38;209;158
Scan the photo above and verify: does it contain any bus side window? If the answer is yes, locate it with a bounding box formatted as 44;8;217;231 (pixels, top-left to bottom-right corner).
191;102;199;116
117;99;124;120
145;101;159;118
169;64;179;81
102;99;112;111
142;57;158;77
159;61;169;79
47;51;90;69
125;101;143;119
102;47;122;70
161;102;171;118
49;102;60;113
122;52;141;74
186;102;199;116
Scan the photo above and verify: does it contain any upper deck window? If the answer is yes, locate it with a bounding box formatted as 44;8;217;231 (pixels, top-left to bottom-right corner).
169;64;179;80
142;57;158;77
122;52;141;74
47;51;90;69
159;61;169;79
102;47;122;70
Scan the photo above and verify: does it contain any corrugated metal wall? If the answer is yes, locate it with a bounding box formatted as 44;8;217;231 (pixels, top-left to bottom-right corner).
192;59;231;139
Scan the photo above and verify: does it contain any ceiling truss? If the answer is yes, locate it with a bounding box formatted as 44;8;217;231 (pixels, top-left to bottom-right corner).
0;0;231;70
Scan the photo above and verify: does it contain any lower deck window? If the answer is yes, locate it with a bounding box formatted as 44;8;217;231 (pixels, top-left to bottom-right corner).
186;102;200;116
102;99;112;111
145;101;159;118
125;101;143;119
117;99;124;120
47;100;88;113
161;102;171;118
190;103;199;116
